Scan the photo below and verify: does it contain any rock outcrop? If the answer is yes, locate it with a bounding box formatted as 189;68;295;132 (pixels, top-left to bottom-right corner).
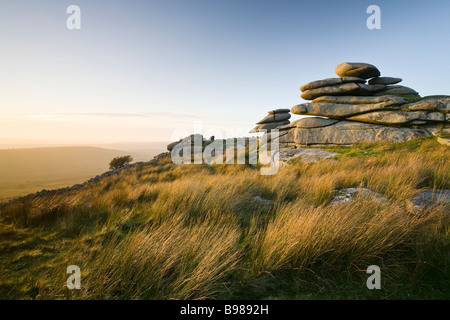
250;108;291;133
335;62;380;79
407;189;450;210
331;187;386;205
167;134;215;152
278;147;340;164
269;62;449;146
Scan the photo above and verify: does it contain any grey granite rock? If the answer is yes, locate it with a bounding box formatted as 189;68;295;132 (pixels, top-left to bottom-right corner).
254;196;275;206
426;112;446;122
368;77;402;85
347;111;428;125
407;189;450;210
313;95;407;105
278;147;339;164
250;120;290;133
289;117;339;128
277;121;430;145
257;112;291;124
335;62;381;79
300;83;361;100
331;188;386;204
355;83;386;94
268;108;291;114
300;77;365;92
406;97;450;114
291;101;400;118
375;85;419;96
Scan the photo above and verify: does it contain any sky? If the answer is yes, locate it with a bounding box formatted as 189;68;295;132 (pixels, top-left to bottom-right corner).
1;0;450;144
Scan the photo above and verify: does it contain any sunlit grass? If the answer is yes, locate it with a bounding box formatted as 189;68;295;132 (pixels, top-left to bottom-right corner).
0;136;449;299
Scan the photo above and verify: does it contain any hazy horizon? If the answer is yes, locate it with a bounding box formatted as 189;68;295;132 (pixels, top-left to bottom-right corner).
0;137;170;149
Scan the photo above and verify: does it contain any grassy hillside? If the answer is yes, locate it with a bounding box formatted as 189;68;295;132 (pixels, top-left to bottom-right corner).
0;137;449;300
0;147;143;201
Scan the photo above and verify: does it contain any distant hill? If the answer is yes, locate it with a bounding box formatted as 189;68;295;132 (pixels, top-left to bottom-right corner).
0;141;169;162
95;141;168;162
0;146;143;201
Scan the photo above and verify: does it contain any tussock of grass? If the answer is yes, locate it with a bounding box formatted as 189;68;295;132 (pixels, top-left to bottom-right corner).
0;137;449;299
44;213;242;300
247;201;440;274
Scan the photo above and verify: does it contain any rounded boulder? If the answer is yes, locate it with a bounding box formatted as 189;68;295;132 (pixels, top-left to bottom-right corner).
335;62;381;79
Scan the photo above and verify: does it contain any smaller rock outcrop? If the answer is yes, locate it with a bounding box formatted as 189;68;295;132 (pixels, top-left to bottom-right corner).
407;189;450;210
331;187;386;205
250;109;291;133
167;134;215;152
278;147;339;164
254;196;275;207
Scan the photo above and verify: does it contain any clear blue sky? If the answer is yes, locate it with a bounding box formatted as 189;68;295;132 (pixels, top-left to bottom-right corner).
1;0;449;143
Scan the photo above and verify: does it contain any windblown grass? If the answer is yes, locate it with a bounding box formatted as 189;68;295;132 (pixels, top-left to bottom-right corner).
0;137;449;299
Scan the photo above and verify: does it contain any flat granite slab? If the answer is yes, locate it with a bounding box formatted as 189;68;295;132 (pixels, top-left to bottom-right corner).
278;147;339;164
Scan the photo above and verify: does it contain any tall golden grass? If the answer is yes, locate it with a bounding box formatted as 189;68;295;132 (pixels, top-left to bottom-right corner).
0;137;449;299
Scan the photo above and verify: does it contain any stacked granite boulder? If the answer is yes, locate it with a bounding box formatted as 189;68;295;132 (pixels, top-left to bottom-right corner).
250;108;291;133
274;62;449;146
167;134;215;152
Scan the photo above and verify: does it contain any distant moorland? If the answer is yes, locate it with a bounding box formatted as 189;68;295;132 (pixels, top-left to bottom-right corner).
0;147;139;201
